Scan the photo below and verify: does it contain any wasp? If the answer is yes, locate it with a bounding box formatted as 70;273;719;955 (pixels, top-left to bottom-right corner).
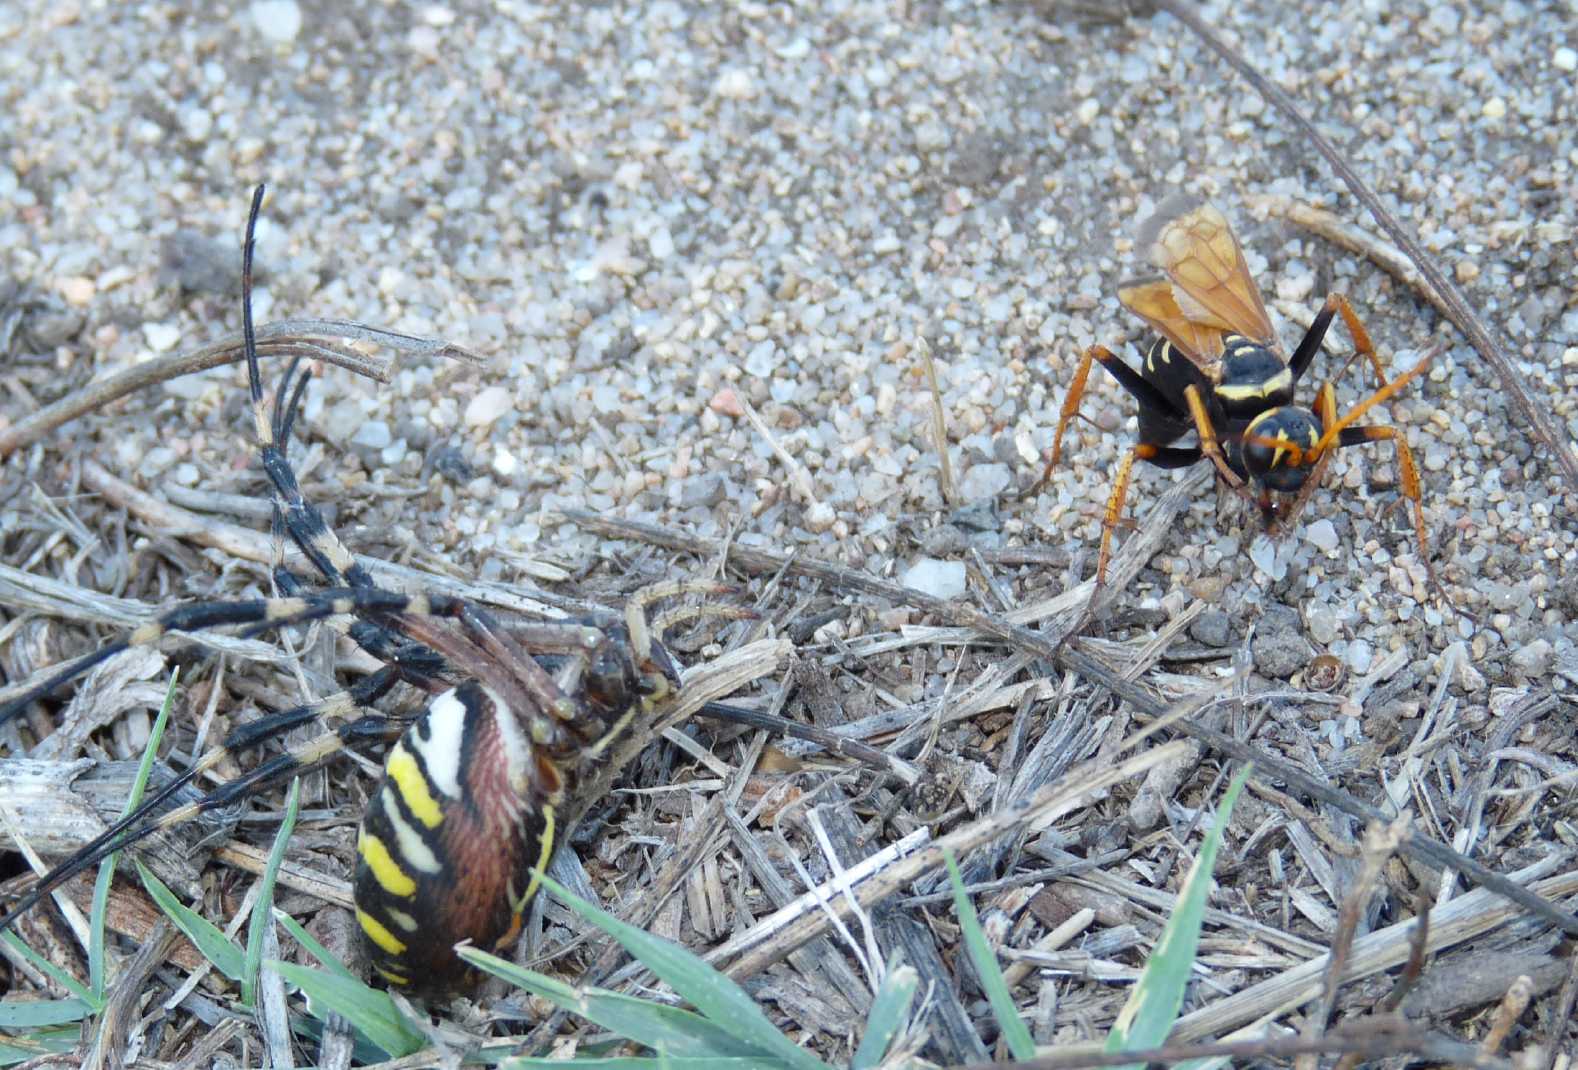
1035;193;1441;599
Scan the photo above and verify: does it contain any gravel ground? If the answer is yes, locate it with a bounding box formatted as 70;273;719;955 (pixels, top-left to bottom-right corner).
4;1;1574;680
2;0;1577;1059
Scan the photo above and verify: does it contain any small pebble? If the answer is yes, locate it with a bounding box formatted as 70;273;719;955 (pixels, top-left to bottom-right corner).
250;0;302;44
678;473;726;509
1306;605;1340;646
743;340;777;378
351;420;391;450
714;69;755;99
1188;609;1232;648
1252;605;1314;679
1345;639;1374;674
58;276;95;306
805;501;836;532
1556;46;1578;72
1510;639;1553;678
901;558;967;600
708;387;744;418
464;386;511;428
142;322;181;353
1305;519;1339;552
958;463;1011;500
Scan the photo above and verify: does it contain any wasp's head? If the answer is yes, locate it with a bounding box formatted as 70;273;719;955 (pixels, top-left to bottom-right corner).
1238;405;1323;494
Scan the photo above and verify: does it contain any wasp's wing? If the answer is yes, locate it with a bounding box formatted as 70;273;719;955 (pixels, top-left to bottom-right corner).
1116;277;1225;368
1136;194;1275;347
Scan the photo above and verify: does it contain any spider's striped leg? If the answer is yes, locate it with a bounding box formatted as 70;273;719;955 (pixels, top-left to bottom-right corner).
238;189;374;596
0;588;467;731
271;564;449;690
0;667;406;936
239;188;457;692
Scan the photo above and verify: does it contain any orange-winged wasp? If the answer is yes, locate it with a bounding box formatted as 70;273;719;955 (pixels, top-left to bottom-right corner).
1036;194;1443;602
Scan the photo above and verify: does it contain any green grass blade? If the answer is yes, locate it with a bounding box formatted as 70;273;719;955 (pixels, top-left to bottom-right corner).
531;871;829;1070
90;666;179;1000
502;1059;780;1069
268;960;426;1059
273;908;359;983
136;862;245;982
0;1024;79;1066
0;933;94;1004
461;947;771;1060
0;999;93;1028
242;776;301;1008
1106;764;1252;1068
850;964;918;1070
945;849;1035;1060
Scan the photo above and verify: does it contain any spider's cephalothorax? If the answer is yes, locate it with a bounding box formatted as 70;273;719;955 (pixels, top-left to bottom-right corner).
0;185;752;992
1031;193;1443;604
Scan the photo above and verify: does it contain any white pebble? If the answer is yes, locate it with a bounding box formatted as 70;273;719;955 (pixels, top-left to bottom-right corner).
1555;47;1578;72
250;0;302;44
648;226;675;260
351;420;391;449
143;322;181;353
1345;640;1374;674
181;107;213;142
743;340;777;377
901;558;967;600
464;385;512;428
714;69;755;100
492;446;517;477
1305;518;1339;552
959;463;1011;499
1481;97;1506;120
1249;533;1280;578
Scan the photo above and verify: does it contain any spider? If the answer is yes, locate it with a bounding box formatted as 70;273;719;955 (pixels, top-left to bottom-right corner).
0;185;770;992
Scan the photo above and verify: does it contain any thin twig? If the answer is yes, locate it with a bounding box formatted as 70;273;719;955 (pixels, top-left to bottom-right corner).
1480;974;1535;1057
943;1017;1511;1070
0;320;483;459
1378;892;1430;1013
1304;817;1409;1068
737;394;820;510
918;337;956;506
1539;949;1578;1070
715;742;1191;980
564;507;1578;938
1152;0;1578;495
1247;194;1452;322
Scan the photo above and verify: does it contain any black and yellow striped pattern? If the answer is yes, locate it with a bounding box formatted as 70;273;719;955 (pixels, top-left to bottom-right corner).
0;186;732;995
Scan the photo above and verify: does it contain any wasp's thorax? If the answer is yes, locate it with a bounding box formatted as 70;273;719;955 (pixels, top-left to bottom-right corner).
1213;336;1294;419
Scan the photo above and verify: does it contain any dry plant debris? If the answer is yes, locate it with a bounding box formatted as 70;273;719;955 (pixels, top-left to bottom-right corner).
2;0;1576;1066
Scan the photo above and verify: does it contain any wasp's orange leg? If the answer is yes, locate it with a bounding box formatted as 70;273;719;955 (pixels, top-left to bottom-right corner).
1182;383;1259;510
1030;343;1186;497
1027;345;1102;496
1093;443;1206;586
1332;424;1439;583
1287;292;1389;391
1326;293;1389;390
1311;344;1438;456
1266;382;1339;537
